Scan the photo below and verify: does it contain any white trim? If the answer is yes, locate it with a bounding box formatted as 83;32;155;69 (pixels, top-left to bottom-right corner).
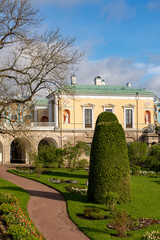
123;107;134;129
83;106;94;129
34;106;48;110
60;94;154;100
104;107;114;113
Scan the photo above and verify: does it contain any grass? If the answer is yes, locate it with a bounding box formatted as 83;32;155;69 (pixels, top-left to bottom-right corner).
7;169;160;240
0;177;30;216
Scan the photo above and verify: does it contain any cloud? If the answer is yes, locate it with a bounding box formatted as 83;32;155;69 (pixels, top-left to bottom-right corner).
31;0;99;8
102;0;135;21
74;57;160;96
147;0;160;10
76;57;146;86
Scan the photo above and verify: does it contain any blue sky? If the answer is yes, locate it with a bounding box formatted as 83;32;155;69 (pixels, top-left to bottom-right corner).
32;0;160;95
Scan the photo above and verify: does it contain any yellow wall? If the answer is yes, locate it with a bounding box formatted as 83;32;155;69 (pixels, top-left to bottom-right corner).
59;96;154;130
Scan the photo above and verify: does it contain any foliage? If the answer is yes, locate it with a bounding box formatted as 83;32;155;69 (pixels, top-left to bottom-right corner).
0;203;16;214
95;111;118;125
128;141;148;167
145;144;160;171
88;112;131;204
0;192;18;204
0;192;44;239
131;165;141;175
77;159;89;168
7;225;29;240
108;209;129;238
38;145;64;168
83;208;106;219
103;191;119;211
143;231;160;240
63;141;90;168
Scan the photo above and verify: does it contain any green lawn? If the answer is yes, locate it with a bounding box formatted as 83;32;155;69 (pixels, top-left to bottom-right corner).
0;177;30;216
7;169;160;240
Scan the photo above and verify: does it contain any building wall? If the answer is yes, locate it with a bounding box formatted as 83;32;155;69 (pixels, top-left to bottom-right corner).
58;95;154;131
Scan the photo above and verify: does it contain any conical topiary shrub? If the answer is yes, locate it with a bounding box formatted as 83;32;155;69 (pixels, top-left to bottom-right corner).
87;112;131;204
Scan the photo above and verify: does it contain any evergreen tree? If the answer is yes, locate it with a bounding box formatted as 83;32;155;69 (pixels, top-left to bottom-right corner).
87;112;131;204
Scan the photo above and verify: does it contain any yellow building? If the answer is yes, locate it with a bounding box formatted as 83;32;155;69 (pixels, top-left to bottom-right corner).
47;75;155;144
0;75;158;165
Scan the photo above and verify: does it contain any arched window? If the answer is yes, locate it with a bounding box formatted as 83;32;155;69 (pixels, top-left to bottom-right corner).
63;109;70;124
41;116;48;122
145;110;151;124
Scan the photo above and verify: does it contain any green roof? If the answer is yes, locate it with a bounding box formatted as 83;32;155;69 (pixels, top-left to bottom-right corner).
63;84;154;96
35;98;48;106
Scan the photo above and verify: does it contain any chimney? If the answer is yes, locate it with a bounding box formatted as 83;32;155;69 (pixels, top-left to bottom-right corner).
94;76;102;85
126;82;131;87
70;74;76;85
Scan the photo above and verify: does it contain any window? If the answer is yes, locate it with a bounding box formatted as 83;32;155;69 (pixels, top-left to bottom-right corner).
123;104;135;129
104;108;113;112
85;109;92;128
103;104;115;113
126;109;133;128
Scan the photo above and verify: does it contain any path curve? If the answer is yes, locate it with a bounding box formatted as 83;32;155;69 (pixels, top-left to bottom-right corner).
0;166;89;240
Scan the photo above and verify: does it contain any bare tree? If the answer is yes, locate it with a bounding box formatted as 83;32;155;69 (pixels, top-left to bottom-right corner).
0;0;81;130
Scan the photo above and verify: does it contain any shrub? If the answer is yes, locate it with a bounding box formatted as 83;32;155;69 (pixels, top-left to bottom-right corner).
77;159;88;168
95;111;118;125
83;208;106;219
131;165;141;175
103;191;119;211
7;225;29;240
88;112;131;204
145;144;160;171
128;141;148;167
109;209;129;238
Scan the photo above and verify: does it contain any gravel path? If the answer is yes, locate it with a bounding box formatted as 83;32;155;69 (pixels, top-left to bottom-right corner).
0;166;89;240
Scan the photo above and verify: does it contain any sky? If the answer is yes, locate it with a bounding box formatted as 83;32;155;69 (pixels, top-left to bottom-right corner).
31;0;160;95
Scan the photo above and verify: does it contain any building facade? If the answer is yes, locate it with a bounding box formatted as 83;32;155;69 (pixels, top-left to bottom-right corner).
0;75;158;165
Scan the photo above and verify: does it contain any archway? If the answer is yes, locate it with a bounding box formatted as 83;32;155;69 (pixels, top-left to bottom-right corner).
38;137;57;153
10;138;31;164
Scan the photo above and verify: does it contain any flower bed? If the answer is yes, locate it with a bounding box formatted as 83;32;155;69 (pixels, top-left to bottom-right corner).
0;192;44;240
65;185;87;195
107;217;160;231
143;231;160;240
48;178;78;184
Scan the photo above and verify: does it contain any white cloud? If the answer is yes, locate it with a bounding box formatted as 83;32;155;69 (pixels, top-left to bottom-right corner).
75;57;146;86
74;57;160;96
102;0;135;21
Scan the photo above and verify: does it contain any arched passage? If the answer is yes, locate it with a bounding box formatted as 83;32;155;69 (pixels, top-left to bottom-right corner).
0;142;3;164
38;137;57;153
10;138;31;164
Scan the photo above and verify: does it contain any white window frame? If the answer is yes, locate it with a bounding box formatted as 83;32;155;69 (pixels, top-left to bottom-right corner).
123;107;135;129
82;104;94;129
103;104;115;113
